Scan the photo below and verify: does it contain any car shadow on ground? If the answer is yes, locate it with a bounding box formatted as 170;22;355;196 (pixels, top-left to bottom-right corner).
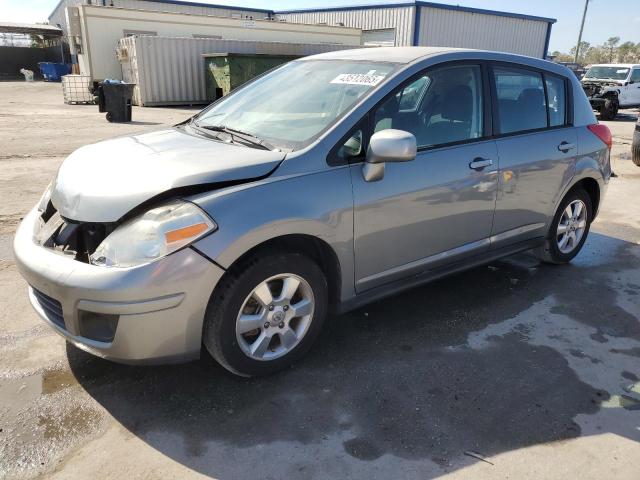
66;232;640;477
602;110;639;122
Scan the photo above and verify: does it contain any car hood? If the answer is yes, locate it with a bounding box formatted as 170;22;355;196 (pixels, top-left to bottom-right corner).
581;79;624;86
51;127;285;222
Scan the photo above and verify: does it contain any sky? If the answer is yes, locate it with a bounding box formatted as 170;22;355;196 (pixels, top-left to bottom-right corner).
3;0;639;53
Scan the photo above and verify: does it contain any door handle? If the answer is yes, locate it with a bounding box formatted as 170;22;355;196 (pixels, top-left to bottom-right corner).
557;142;576;153
469;157;493;170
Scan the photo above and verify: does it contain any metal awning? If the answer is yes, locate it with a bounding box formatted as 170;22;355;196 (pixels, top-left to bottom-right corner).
0;22;63;37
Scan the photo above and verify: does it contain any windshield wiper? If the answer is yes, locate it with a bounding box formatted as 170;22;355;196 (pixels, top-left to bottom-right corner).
192;121;277;151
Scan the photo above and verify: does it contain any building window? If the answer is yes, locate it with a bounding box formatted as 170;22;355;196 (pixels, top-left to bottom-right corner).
123;30;157;37
362;28;396;47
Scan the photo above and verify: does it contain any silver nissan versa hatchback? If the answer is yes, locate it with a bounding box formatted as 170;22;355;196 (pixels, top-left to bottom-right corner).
14;47;612;376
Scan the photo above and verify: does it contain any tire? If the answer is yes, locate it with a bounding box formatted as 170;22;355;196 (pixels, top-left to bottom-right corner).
599;99;617;120
202;252;328;377
106;112;113;122
632;138;640;167
535;188;593;264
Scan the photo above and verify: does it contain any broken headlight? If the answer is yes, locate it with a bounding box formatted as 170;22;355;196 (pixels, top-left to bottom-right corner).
89;200;216;268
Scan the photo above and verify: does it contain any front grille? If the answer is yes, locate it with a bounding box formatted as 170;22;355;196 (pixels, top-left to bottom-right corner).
32;288;65;329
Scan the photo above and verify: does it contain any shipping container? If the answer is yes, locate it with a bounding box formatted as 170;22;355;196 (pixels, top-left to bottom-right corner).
118;35;360;106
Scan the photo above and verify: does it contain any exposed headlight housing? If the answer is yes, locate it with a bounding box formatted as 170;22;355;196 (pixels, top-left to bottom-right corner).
37;182;53;213
89;200;216;268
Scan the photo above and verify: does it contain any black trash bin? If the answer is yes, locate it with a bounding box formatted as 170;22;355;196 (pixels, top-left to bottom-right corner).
97;82;135;123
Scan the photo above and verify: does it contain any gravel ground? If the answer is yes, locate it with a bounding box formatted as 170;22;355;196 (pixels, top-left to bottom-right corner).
0;81;638;480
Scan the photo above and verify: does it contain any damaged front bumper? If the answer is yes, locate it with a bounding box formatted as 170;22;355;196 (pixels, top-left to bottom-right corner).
13;207;224;364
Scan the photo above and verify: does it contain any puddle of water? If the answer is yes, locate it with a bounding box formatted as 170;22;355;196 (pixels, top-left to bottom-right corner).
0;369;78;417
39;406;102;441
42;369;78;395
0;375;41;418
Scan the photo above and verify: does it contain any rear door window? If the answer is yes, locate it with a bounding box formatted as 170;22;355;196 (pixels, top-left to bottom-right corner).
493;67;547;134
545;75;566;127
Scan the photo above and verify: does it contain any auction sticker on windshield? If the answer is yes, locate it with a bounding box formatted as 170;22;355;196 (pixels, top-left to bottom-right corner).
331;73;385;86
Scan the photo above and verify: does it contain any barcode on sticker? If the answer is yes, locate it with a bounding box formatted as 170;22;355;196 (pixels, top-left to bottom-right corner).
331;73;385;86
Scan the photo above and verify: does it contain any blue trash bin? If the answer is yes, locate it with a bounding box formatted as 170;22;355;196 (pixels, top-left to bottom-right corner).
38;63;71;82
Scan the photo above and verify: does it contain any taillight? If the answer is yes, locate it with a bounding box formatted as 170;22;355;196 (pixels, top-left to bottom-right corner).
587;123;612;149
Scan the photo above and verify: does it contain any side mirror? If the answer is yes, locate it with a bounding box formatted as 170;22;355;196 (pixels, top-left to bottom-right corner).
363;129;417;182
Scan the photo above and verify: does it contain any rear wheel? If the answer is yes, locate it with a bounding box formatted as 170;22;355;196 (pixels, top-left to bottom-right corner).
535;189;592;264
203;252;328;377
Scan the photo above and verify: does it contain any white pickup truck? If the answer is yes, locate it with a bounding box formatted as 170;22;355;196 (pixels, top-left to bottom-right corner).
581;64;640;119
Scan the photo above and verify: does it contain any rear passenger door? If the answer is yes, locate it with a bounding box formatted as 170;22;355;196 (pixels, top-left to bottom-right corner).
490;65;577;249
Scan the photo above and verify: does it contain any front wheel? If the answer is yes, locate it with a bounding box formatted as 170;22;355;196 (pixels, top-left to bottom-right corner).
632;138;640;167
203;252;328;377
535;189;592;264
599;99;617;120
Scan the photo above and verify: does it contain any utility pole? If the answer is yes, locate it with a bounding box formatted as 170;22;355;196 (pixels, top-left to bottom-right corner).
574;0;590;63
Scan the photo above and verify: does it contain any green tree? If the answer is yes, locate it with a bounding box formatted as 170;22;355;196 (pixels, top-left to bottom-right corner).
584;46;609;64
551;50;574;62
617;41;637;62
570;41;591;63
603;36;620;62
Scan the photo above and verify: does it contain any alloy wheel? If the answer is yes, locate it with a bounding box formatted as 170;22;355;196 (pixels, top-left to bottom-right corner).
556;199;588;254
235;274;315;361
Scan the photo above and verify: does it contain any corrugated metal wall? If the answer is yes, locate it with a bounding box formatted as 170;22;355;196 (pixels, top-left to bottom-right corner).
49;0;269;33
111;0;269;19
49;0;80;30
120;36;359;106
278;6;415;47
416;6;548;58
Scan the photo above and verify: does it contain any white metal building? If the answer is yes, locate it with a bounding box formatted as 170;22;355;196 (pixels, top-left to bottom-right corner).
66;4;361;80
277;1;556;58
50;0;556;59
49;0;272;34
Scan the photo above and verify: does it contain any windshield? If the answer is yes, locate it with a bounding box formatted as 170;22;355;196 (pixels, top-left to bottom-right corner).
584;66;630;80
194;59;398;151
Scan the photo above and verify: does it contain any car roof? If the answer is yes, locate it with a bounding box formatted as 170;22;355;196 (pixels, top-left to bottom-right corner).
302;47;570;74
300;47;575;79
304;46;475;64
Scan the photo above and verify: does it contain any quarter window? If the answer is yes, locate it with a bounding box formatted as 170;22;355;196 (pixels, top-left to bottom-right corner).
373;65;484;148
545;75;566;127
494;67;547;134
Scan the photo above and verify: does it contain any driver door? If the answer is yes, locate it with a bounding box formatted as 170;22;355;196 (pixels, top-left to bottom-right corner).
348;64;498;292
